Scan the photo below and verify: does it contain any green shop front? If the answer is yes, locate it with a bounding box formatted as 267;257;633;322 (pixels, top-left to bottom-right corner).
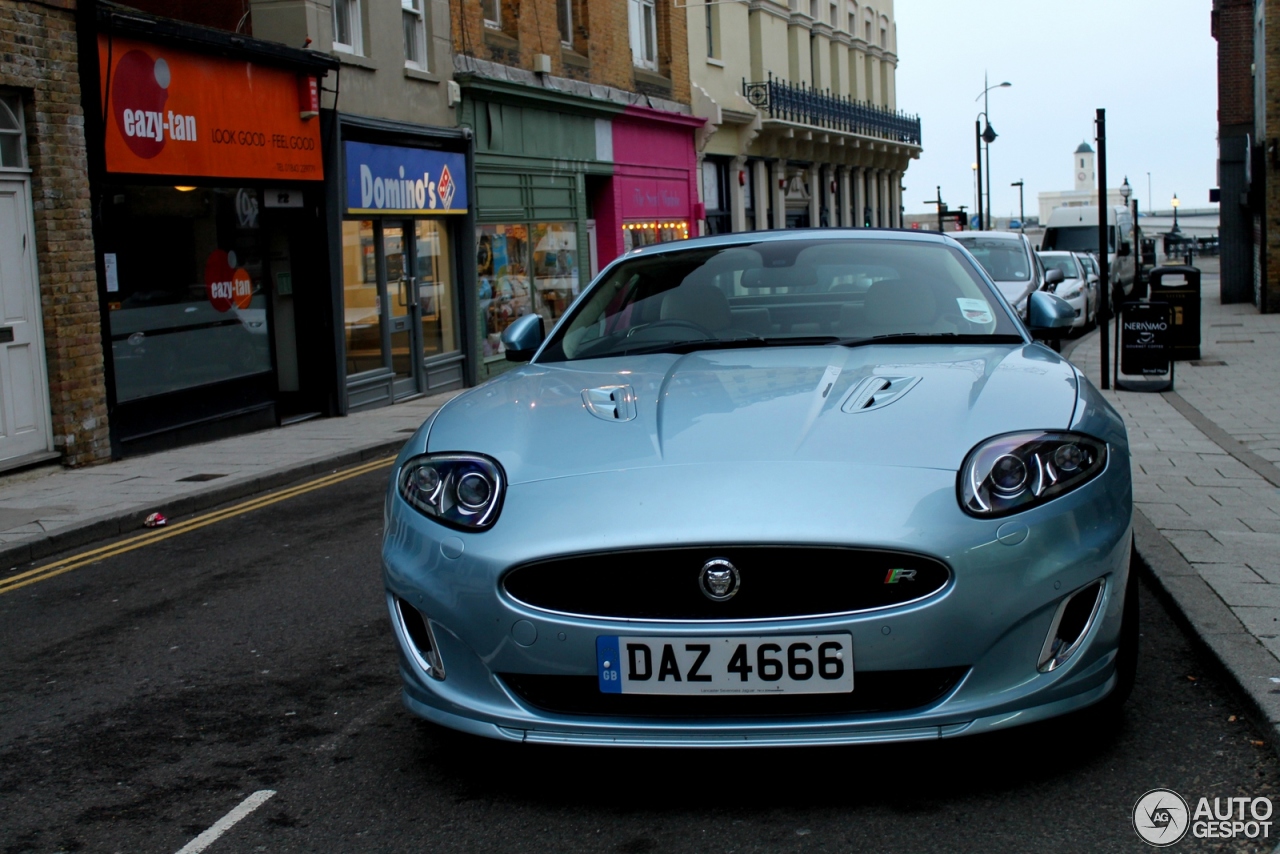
459;81;612;381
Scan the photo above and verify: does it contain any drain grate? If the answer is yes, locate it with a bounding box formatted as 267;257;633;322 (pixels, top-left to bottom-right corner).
397;428;418;433
1190;360;1228;367
177;473;228;482
1216;340;1254;345
1210;322;1244;327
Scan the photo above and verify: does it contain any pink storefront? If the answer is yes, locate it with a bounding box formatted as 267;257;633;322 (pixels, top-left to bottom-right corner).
595;106;705;267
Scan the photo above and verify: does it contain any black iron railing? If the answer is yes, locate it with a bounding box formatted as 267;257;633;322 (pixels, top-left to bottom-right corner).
743;74;921;145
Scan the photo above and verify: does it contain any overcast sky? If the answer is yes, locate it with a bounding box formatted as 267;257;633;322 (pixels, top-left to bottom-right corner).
895;0;1219;219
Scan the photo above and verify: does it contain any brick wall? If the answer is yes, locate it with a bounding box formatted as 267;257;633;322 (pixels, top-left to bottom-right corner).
453;0;689;104
1215;0;1254;129
0;0;111;464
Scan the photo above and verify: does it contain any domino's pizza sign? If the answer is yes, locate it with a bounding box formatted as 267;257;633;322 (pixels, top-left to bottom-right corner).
344;141;468;215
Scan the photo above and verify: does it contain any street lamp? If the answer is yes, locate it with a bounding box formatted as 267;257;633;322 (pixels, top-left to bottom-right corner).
1171;193;1180;233
1119;176;1131;205
974;76;1011;230
1010;180;1025;232
1120;176;1139;291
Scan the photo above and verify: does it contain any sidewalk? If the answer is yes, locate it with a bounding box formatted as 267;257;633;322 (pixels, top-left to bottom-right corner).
1068;257;1280;738
0;391;459;569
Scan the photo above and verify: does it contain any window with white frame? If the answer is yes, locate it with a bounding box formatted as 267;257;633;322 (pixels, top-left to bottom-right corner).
403;0;427;68
0;93;25;169
333;0;362;53
482;0;501;30
558;0;573;46
629;0;657;70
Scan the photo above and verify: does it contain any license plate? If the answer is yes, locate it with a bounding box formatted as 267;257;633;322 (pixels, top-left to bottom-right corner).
596;634;853;695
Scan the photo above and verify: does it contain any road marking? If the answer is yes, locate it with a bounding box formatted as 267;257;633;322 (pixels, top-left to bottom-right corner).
0;456;395;596
174;789;276;854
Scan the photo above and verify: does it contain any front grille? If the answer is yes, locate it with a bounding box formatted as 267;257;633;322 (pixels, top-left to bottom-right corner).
500;668;968;718
502;546;951;621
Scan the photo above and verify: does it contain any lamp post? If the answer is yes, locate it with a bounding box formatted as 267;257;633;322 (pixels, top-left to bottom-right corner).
975;75;1011;230
1171;192;1180;233
972;163;979;228
1120;176;1138;294
1010;180;1025;232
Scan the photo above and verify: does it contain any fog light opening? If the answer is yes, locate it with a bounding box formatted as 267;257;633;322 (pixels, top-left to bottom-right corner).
1037;579;1105;673
395;597;447;680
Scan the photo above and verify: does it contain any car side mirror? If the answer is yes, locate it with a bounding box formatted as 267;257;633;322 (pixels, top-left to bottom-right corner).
1044;268;1065;287
1118;241;1132;257
501;313;546;362
1026;291;1074;340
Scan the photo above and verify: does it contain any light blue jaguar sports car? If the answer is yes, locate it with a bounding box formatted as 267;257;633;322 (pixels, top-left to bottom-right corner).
382;229;1136;747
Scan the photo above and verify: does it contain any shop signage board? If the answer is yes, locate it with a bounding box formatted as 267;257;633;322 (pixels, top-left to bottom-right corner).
98;35;324;180
618;176;690;220
1120;301;1172;376
344;141;468;215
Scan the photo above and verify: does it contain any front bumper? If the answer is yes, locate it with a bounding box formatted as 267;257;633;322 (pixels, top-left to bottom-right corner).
382;459;1132;746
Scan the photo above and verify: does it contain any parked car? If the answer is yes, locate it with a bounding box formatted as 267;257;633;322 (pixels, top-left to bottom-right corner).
1041;205;1136;299
1038;251;1096;332
382;229;1136;747
951;231;1047;319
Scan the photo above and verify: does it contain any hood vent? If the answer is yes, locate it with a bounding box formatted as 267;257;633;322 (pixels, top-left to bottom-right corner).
582;385;638;422
840;376;921;414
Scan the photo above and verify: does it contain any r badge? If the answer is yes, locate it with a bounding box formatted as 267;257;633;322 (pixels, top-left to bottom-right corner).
884;568;917;584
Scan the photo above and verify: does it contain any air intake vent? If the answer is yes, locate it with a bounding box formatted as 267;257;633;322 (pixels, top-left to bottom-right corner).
582;385;638;422
841;376;921;413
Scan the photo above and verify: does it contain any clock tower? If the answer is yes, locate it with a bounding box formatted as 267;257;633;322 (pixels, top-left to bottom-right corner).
1073;141;1095;191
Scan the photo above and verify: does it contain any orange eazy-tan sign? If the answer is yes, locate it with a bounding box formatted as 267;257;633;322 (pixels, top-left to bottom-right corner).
98;35;323;180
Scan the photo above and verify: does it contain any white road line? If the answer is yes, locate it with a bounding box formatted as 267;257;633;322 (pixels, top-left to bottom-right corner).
174;790;276;854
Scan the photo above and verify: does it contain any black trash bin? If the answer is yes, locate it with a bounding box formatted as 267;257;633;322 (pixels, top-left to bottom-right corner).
1148;265;1201;361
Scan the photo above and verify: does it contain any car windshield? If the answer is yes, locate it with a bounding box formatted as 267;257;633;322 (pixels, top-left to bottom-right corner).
1043;225;1116;254
539;238;1023;363
952;238;1030;282
1041;254;1081;279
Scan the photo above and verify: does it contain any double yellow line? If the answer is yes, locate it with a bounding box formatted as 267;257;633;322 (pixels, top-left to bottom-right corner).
0;455;396;596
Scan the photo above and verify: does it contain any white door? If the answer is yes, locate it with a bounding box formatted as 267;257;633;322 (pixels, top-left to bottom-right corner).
0;178;53;463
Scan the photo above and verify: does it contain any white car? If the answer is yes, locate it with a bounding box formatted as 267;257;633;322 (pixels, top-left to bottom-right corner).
1038;251;1095;331
952;232;1047;319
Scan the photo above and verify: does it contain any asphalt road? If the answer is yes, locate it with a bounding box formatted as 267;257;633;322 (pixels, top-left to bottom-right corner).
2;463;1278;854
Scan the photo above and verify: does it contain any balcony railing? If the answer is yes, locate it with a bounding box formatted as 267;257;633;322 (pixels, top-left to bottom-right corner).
743;75;922;146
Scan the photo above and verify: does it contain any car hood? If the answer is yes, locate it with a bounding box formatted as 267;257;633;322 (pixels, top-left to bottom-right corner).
427;344;1080;485
992;280;1035;307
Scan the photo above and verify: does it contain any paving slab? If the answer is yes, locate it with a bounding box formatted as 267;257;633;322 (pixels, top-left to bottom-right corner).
1070;257;1280;753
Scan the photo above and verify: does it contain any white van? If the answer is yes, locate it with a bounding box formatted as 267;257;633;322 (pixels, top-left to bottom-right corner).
1040;205;1136;298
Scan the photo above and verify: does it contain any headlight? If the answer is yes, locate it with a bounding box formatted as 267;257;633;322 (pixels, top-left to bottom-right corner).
1060;287;1083;300
398;453;506;531
959;432;1106;517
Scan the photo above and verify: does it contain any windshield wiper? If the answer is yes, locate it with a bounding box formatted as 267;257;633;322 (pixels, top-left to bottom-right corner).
835;333;1025;348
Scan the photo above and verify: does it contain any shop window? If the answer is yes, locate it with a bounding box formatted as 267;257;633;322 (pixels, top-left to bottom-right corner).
0;93;25;169
477;224;531;357
333;0;363;54
403;0;428;69
414;220;456;357
628;0;657;71
623;221;689;252
481;0;501;29
478;222;580;358
532;223;579;322
342;220;381;375
104;186;273;402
